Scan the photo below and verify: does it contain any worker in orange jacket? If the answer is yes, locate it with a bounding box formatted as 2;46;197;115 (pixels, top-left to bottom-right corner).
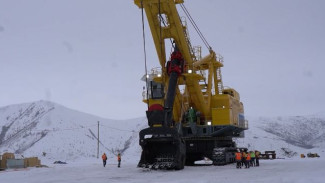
117;153;121;168
245;153;251;168
102;153;107;167
235;150;242;169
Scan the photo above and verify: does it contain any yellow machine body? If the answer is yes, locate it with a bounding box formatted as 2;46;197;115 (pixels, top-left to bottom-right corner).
136;0;248;169
137;0;247;130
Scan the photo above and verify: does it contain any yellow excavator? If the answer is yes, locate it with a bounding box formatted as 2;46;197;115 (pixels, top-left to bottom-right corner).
134;0;248;170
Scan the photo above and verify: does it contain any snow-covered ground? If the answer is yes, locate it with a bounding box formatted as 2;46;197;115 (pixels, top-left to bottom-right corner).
1;158;324;183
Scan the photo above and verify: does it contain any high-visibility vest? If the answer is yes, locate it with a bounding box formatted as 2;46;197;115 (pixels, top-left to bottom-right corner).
235;152;242;160
250;152;256;158
246;154;251;161
117;155;121;161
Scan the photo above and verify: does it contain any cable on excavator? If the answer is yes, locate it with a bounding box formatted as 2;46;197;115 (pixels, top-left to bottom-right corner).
140;0;150;109
179;4;211;50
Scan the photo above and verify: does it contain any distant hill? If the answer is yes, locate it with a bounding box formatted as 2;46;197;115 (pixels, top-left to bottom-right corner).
0;100;145;162
1;101;324;162
236;115;325;158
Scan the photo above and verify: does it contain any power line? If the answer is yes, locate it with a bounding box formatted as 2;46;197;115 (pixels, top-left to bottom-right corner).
20;123;137;133
29;125;97;132
99;124;136;133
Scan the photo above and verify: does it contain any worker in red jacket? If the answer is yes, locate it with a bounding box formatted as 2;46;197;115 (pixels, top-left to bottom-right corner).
117;153;121;168
102;153;107;167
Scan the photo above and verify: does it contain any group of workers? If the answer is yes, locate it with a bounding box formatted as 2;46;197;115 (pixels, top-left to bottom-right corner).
235;150;260;169
102;152;121;168
102;150;260;169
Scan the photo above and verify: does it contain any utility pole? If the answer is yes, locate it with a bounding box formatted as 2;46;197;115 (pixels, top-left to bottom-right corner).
97;121;99;159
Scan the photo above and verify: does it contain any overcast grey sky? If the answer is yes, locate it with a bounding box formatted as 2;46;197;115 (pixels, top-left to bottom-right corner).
0;0;324;119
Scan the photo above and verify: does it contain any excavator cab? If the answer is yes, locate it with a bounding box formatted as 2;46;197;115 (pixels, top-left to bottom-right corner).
149;81;164;100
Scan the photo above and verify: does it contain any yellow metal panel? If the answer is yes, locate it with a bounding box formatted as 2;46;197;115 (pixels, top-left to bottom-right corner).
211;94;231;108
212;108;233;125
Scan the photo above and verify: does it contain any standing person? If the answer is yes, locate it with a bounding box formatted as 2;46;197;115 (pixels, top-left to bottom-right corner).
255;150;260;166
242;151;247;167
102;153;107;167
117;153;121;168
245;153;251;168
250;151;256;167
235;150;242;169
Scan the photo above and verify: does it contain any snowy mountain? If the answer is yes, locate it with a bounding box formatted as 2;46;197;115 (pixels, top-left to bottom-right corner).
0;101;324;163
236;115;325;158
0;100;145;163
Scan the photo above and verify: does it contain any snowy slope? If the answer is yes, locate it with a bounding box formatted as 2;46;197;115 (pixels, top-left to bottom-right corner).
236;115;325;158
0;100;146;163
1;100;324;163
